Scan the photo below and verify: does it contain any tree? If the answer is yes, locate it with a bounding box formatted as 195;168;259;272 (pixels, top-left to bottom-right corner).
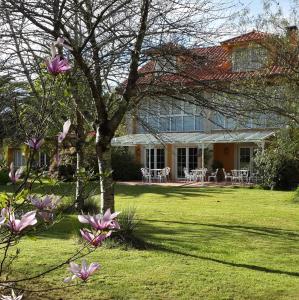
0;0;235;212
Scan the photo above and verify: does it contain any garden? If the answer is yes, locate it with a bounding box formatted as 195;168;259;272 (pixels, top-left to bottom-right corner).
0;183;298;299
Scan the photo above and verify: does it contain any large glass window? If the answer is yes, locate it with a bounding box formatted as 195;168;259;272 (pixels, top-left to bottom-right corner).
138;98;204;133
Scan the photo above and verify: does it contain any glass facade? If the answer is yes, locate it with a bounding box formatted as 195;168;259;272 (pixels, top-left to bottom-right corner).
138;99;204;133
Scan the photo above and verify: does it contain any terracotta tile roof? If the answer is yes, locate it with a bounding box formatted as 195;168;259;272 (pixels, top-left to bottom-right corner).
136;31;284;85
221;30;270;45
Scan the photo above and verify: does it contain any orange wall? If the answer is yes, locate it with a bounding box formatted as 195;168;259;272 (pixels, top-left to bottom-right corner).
135;145;141;164
7;148;13;165
166;144;172;180
213;143;235;171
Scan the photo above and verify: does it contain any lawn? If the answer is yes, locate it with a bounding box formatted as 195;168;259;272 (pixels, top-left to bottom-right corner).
1;183;299;300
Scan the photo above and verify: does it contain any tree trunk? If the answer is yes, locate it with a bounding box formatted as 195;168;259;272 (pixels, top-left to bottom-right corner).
75;109;85;211
95;128;115;213
75;145;84;210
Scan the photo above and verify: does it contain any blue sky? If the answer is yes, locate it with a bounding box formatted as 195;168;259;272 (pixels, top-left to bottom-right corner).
243;0;293;17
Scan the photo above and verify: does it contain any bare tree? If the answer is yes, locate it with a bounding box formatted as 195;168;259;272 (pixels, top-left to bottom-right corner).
0;0;235;212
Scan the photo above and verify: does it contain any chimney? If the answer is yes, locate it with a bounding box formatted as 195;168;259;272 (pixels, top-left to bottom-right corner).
286;25;298;46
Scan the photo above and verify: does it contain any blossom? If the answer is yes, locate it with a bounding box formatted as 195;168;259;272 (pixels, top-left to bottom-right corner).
37;211;54;222
46;55;71;75
50;37;73;58
25;138;44;150
58;119;71;143
80;228;111;247
28;194;60;210
78;209;120;231
54;37;73;51
0;289;23;300
8;163;23;183
7;211;37;234
64;259;100;282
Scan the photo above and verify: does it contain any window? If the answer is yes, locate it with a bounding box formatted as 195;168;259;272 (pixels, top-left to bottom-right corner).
13;149;26;168
39;152;48;168
176;147;198;178
145;148;165;169
232;46;267;72
239;147;257;171
137;98;204;133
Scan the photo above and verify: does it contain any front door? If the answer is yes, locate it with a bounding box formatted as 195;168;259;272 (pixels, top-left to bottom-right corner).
176;147;198;179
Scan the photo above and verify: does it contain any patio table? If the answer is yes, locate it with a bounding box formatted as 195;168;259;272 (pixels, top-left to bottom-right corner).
148;168;162;182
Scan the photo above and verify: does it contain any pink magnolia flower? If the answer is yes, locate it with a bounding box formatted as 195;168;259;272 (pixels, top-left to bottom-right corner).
8;163;23;183
64;259;100;282
50;37;73;58
78;209;120;231
28;194;60;210
7;211;37;234
38;211;54;222
80;229;111;247
25;138;44;150
0;289;23;300
58;119;71;143
46;55;71;75
54;37;73;50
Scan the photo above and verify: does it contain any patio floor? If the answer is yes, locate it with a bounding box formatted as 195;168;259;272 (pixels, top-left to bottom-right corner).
117;181;254;187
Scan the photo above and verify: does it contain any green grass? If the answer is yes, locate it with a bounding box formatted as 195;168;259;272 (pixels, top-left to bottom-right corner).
1;183;299;300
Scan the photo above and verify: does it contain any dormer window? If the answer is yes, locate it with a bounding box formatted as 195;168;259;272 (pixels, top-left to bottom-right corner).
155;56;176;73
232;46;267;72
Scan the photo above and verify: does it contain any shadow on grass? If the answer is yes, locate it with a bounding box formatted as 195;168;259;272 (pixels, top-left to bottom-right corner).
115;184;235;199
0;182;235;201
148;242;299;278
140;219;299;241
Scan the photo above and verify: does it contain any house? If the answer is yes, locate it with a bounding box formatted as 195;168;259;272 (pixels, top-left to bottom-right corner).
112;29;294;180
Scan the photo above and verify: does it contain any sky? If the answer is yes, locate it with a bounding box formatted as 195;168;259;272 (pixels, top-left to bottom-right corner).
241;0;295;20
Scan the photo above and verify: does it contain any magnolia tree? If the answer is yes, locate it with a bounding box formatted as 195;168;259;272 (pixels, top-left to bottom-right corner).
0;50;120;298
0;0;237;213
0;133;120;298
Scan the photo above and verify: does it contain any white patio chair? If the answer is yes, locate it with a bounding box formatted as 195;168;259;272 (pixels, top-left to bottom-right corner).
165;167;171;181
240;169;249;183
157;168;167;182
223;168;233;182
141;168;151;183
208;168;218;182
249;171;259;184
184;168;195;182
231;170;241;183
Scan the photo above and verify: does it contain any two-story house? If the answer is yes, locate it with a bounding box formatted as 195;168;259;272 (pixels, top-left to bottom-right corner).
112;30;292;180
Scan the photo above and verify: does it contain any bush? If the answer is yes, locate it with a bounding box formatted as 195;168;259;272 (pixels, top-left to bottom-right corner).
0;168;10;185
111;147;142;181
111;207;146;249
254;128;299;190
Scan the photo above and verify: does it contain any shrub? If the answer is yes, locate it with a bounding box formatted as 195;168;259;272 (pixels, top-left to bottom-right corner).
254;128;299;190
111;207;146;249
111;147;142;181
0;168;10;185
